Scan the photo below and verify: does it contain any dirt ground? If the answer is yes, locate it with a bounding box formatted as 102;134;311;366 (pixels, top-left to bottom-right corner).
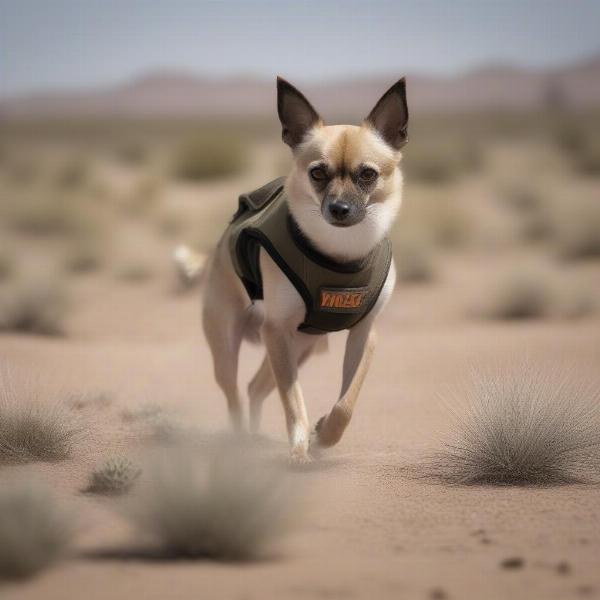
1;120;600;599
1;248;599;600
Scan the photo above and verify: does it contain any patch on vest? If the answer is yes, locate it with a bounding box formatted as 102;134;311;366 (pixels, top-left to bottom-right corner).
318;287;368;312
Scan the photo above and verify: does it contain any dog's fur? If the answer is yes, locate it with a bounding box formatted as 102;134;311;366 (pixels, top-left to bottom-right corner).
200;77;408;463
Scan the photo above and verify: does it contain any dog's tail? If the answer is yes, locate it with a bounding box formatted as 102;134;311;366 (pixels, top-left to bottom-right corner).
173;245;209;289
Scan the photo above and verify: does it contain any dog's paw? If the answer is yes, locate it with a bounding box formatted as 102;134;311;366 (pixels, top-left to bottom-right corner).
288;447;313;467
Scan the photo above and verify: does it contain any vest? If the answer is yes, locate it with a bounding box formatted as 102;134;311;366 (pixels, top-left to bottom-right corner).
227;177;392;335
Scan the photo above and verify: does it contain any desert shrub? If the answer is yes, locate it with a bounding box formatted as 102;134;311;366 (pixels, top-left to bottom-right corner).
553;197;600;260
480;266;594;321
482;268;552;320
499;184;553;242
0;249;15;281
86;456;142;495
55;159;88;189
403;138;481;185
115;141;148;165
125;445;292;560
428;366;600;485
0;380;83;463
7;194;93;238
173;134;247;181
64;238;103;274
393;233;436;283
116;261;154;283
0;280;68;335
0;482;74;580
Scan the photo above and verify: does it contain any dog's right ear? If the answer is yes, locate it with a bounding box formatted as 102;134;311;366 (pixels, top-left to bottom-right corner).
277;76;321;149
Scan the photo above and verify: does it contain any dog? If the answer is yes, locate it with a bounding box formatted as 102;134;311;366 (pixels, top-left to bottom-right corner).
193;77;408;463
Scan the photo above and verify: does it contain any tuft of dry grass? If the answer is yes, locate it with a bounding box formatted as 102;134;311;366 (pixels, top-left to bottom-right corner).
479;265;594;321
0;482;74;580
124;444;293;560
173;134;247;181
86;456;142;495
0;279;69;336
428;366;600;485
0;378;83;464
0;248;15;281
393;233;436;283
553;196;600;261
63;238;103;274
55;159;88;189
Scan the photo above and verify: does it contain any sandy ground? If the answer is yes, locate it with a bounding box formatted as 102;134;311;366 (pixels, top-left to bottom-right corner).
1;245;600;600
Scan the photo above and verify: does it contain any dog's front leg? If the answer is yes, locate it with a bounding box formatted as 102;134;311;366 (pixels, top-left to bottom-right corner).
313;318;377;449
262;322;311;463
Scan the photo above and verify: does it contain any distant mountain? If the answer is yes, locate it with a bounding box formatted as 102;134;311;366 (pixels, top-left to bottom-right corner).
1;55;599;120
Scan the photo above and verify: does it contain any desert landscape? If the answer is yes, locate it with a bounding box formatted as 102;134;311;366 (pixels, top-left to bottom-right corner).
2;49;600;600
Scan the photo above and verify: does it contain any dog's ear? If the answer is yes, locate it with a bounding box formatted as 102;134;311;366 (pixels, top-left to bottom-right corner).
365;78;409;150
277;76;321;149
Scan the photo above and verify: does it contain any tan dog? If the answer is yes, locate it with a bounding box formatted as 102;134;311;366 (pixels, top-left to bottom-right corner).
198;77;408;463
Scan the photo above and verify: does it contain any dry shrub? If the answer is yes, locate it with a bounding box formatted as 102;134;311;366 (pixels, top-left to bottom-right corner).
7;194;93;238
0;279;68;335
0;482;74;580
479;265;593;321
55;159;88;189
86;456;142;495
553;196;600;260
429;365;600;485
124;444;293;560
116;261;154;283
0;248;15;281
0;378;83;464
403;138;481;185
499;184;553;242
393;233;436;283
173;134;247;181
63;238;103;274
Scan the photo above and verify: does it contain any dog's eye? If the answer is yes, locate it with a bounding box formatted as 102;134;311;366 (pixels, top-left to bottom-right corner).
309;167;328;182
358;167;378;183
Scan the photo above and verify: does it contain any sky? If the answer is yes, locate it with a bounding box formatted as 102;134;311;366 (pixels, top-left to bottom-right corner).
2;0;600;97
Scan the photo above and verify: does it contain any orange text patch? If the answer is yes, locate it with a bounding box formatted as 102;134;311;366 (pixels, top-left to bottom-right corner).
319;288;367;312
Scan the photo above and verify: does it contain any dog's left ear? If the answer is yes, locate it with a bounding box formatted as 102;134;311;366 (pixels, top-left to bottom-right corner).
365;78;409;150
277;76;321;149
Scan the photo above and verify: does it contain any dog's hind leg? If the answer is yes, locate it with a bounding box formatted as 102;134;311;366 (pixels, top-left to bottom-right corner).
249;336;321;434
203;296;246;431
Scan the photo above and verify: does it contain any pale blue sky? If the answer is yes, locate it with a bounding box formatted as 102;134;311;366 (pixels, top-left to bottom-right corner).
2;0;599;97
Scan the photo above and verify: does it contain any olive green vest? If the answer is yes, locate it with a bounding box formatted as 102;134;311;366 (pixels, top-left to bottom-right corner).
227;177;392;335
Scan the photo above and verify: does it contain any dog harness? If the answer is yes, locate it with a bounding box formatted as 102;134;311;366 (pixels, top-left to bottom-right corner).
227;177;392;335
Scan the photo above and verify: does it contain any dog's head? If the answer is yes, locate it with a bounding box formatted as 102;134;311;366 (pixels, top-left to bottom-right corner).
277;77;408;259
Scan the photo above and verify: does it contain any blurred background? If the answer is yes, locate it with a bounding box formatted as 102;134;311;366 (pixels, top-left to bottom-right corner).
1;0;600;337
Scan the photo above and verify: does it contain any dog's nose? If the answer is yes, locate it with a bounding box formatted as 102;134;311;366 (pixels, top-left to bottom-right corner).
329;199;351;221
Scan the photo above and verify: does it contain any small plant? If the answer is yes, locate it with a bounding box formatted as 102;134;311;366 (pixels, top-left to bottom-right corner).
553;197;600;261
482;268;551;320
64;238;103;274
428;365;600;485
173;134;247;181
55;159;88;189
0;280;68;335
125;445;292;560
394;233;436;283
116;261;154;283
86;456;142;495
0;248;15;281
0;378;83;463
0;482;74;580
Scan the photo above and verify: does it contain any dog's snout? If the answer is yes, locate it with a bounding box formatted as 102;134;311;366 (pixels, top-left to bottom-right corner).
328;199;351;221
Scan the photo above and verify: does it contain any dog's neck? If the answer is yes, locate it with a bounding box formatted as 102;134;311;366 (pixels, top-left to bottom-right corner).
285;178;401;263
